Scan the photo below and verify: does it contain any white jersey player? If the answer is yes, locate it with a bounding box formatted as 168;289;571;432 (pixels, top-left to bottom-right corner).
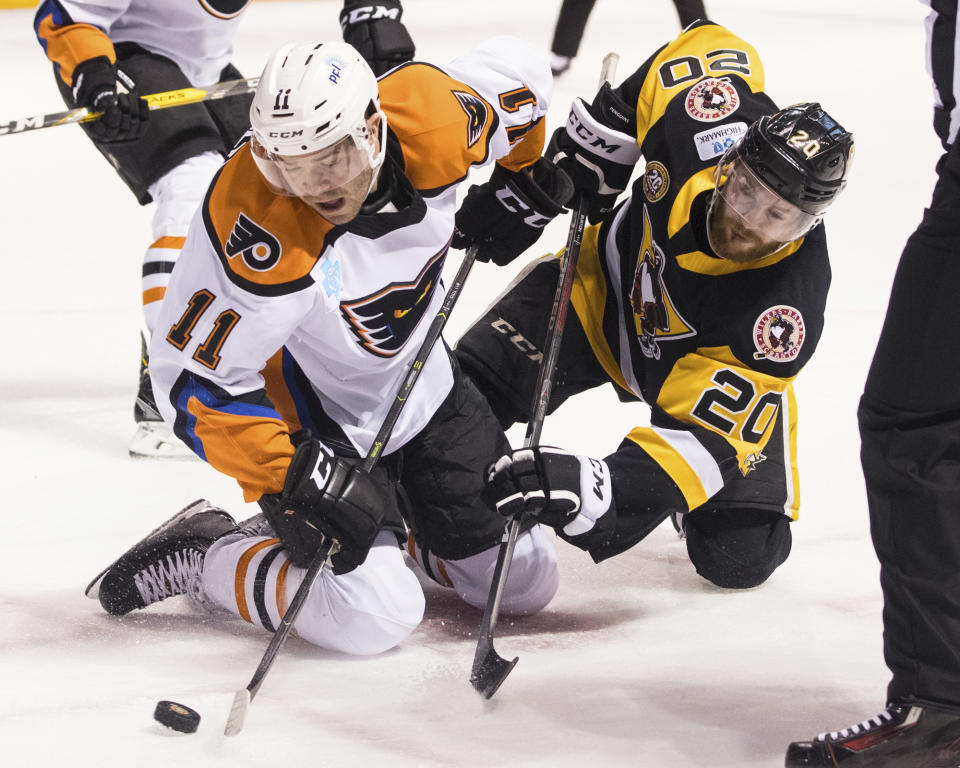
86;38;572;655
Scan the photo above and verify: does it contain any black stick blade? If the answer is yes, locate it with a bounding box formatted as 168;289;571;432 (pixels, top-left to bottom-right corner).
470;647;519;700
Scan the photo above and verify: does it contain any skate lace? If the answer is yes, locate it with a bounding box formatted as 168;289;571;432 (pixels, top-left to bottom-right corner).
133;549;204;605
817;709;895;742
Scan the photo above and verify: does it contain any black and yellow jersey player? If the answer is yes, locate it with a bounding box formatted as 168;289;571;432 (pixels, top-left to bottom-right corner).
456;20;855;590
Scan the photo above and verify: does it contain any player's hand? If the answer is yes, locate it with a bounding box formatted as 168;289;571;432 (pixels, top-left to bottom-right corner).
452;157;573;266
72;56;149;143
340;0;415;76
261;440;387;573
483;446;616;542
547;83;642;223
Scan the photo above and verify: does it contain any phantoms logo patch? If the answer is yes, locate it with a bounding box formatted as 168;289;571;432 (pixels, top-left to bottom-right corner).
453;91;490;147
225;213;282;271
340;250;446;357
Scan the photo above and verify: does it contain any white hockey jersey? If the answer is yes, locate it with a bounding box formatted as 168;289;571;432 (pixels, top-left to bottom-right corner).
35;0;249;87
148;37;553;501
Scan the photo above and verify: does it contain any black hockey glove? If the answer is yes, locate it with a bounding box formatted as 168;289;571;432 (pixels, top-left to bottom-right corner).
339;0;415;76
452;157;574;266
483;446;616;548
261;440;388;574
547;83;642;223
72;56;149;143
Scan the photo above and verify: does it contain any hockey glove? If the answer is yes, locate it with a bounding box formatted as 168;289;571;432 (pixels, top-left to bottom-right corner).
483;446;616;547
261;440;388;573
340;0;415;76
452;157;574;266
547;83;642;223
72;56;149;143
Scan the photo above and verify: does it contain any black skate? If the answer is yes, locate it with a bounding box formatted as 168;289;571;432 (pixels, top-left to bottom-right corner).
130;332;195;459
85;499;237;616
785;700;960;767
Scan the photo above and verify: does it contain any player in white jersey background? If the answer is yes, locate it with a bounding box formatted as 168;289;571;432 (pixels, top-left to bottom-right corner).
86;34;574;655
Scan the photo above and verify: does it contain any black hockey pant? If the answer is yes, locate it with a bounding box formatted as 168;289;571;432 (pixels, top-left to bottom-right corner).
861;138;960;709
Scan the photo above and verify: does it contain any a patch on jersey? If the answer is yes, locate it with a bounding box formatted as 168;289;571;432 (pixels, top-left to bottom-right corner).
630;205;696;359
752;305;805;362
642;161;670;203
685;78;740;123
340;249;446;357
225;213;282;272
319;257;342;300
453;90;490;148
198;0;251;20
693;121;748;161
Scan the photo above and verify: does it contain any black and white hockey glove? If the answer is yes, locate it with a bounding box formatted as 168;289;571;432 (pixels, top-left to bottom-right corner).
547;83;642;223
339;0;415;76
453;157;574;266
72;56;149;143
261;440;388;573
483;446;616;547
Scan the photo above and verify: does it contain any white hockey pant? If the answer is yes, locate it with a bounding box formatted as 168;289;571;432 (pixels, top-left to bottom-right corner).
142;151;223;334
409;524;559;615
201;531;425;656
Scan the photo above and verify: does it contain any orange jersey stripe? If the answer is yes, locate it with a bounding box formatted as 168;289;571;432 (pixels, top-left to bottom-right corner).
36;14;115;85
497;118;546;173
260;351;304;436
184;395;294;500
378;63;498;192
234;538;280;623
151;236;187;250
142;286;166;306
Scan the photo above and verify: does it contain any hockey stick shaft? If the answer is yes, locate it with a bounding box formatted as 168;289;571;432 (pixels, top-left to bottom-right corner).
0;76;258;137
470;53;620;700
225;246;478;736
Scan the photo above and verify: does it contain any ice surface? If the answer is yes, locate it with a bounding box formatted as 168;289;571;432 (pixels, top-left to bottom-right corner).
0;1;938;765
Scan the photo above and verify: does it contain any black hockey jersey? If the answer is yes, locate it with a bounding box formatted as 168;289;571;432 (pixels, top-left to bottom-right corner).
570;22;831;556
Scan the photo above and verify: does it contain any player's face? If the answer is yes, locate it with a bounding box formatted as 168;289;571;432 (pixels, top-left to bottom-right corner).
253;113;382;225
707;158;818;263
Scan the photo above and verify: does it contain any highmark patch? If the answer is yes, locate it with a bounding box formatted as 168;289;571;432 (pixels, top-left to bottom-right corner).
693;121;748;161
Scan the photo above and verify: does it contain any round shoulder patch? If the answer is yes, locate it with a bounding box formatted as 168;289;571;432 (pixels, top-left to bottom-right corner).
686;78;740;123
753;305;805;362
642;161;670;202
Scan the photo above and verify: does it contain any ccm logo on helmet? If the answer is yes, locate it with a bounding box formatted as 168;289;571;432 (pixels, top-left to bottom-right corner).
268;130;304;138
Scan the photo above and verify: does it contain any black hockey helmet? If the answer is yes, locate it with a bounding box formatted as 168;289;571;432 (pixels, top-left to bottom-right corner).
731;102;854;216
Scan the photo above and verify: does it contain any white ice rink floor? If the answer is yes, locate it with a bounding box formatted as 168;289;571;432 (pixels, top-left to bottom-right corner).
0;1;941;765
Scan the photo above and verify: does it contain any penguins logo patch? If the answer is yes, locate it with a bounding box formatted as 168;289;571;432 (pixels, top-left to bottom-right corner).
753;305;805;362
453;91;489;148
341;249;446;357
225;213;282;272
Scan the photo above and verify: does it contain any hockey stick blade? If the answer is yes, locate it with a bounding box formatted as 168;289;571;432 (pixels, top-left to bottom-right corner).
224;688;251;737
470;643;518;700
0;76;259;137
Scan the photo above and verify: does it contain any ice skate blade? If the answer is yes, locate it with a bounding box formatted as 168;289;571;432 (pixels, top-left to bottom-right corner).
129;422;196;459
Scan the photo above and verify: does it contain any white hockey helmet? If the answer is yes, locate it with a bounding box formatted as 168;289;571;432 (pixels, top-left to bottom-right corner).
249;41;387;221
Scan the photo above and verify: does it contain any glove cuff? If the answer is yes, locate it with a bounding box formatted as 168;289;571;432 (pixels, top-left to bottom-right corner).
562;455;614;538
566;98;643;167
588;83;638;136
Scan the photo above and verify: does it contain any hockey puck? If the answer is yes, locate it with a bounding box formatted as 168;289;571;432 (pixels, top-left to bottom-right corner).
153;700;200;734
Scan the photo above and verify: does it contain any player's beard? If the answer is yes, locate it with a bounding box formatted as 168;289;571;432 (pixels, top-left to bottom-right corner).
302;164;379;225
706;195;784;263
